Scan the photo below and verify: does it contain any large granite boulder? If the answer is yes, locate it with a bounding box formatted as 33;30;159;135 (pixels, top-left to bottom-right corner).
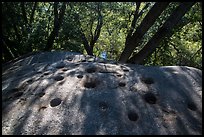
2;51;202;135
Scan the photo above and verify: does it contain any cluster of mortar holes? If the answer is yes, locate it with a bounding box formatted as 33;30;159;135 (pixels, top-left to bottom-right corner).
77;75;83;79
141;77;154;84
50;98;62;107
119;82;126;87
128;111;139;122
187;102;197;111
143;92;157;104
99;102;108;111
83;81;96;88
86;66;97;73
54;75;64;81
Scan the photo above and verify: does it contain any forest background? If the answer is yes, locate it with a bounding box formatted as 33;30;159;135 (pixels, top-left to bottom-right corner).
2;2;202;69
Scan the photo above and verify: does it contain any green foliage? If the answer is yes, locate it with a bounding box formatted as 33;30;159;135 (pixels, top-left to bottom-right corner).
2;2;202;69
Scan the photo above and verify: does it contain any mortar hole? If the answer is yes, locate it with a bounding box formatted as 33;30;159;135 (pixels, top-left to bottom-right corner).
77;75;83;79
119;82;126;87
44;71;50;75
128;111;139;122
123;69;129;72
143;92;157;104
116;74;122;77
62;68;68;71
27;79;33;83
54;75;64;81
50;98;62;107
187;102;197;111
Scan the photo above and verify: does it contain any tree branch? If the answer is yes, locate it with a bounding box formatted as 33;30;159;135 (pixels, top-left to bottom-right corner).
119;2;170;62
126;2;141;39
90;2;103;48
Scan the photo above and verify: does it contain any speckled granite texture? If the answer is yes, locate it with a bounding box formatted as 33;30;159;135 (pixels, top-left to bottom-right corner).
2;51;202;135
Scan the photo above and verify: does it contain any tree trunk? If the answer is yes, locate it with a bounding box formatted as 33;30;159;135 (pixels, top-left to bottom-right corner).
79;2;103;56
44;2;66;51
81;31;94;55
119;2;170;63
90;5;103;48
128;2;195;64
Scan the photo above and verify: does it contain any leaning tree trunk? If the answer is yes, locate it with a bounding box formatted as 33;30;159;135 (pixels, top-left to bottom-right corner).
119;2;170;63
128;2;195;64
44;2;66;51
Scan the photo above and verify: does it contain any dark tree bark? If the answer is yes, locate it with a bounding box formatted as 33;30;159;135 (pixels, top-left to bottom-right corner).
44;2;66;51
119;2;170;63
80;30;93;55
128;2;195;64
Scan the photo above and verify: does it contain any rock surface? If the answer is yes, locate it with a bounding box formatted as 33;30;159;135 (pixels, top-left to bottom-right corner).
2;51;202;135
